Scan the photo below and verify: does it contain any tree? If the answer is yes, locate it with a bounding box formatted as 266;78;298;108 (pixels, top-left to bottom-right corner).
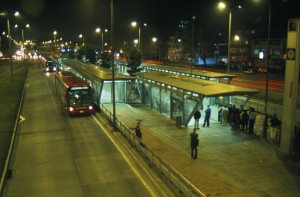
99;51;113;69
85;47;97;64
125;47;143;76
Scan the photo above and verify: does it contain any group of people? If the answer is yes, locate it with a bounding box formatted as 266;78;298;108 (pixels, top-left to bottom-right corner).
217;104;259;133
134;104;281;160
193;105;211;129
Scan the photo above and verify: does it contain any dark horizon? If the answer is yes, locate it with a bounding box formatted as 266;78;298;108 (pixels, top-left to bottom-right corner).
0;0;299;49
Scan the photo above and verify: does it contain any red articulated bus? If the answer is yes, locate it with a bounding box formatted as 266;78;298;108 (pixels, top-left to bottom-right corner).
55;71;94;115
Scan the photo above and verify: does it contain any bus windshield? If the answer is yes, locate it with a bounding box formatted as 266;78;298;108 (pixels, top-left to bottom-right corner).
68;88;92;107
46;61;55;67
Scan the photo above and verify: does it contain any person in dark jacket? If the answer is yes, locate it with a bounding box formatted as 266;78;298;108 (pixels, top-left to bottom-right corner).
193;109;201;129
190;128;199;159
135;122;142;139
270;114;281;140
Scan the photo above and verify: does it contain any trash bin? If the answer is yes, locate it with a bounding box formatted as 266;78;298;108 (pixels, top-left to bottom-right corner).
176;116;182;128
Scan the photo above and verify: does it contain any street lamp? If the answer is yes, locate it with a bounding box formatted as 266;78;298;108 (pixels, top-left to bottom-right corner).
111;0;116;131
234;34;245;71
218;2;232;73
131;21;147;51
264;2;271;115
152;37;160;61
96;27;108;52
192;16;196;54
53;31;57;47
0;11;19;81
251;0;271;114
79;34;84;46
15;23;30;46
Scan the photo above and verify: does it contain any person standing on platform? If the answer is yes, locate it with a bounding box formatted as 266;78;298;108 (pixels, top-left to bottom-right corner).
203;105;211;127
218;105;223;124
193;109;201;129
240;109;249;131
270;114;281;140
248;108;257;134
221;105;229;126
190;128;199;159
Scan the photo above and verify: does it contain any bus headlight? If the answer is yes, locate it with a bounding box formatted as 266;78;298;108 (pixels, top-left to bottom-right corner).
69;107;74;112
89;106;93;110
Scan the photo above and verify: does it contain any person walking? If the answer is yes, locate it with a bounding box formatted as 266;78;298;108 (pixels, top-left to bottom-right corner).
190;128;199;160
193;109;201;129
202;105;211;127
248;108;257;134
135;121;142;139
270;114;281;141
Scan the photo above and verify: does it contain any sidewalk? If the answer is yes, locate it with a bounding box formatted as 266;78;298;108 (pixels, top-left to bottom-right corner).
104;103;300;197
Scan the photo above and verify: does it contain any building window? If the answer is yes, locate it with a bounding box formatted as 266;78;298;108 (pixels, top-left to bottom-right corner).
272;49;281;55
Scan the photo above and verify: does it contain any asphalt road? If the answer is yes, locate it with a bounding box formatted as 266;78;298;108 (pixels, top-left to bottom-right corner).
2;64;173;196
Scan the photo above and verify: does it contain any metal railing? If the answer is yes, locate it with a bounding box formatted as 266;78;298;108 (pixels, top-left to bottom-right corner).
100;104;206;197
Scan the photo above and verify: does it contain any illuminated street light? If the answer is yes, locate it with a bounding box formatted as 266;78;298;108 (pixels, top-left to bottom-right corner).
15;23;30;45
0;11;20;81
192;16;196;53
79;34;84;46
152;37;161;61
96;27;108;52
218;2;232;73
111;0;116;131
131;21;147;51
53;31;57;46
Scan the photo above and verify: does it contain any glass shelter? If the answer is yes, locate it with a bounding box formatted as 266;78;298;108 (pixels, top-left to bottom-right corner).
133;71;260;126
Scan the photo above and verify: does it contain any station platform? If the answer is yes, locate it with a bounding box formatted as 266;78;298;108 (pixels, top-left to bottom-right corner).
103;103;300;197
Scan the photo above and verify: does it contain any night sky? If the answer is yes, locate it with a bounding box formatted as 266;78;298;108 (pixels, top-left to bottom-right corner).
0;0;299;48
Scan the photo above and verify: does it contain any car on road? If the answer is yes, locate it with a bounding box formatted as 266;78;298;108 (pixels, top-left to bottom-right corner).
243;69;256;75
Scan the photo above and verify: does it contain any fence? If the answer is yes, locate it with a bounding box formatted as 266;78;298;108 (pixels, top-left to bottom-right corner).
100;104;206;197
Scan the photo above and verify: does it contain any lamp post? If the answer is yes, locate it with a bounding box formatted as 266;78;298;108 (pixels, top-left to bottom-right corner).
152;37;160;61
0;11;19;81
131;21;147;51
111;0;116;131
192;16;196;54
264;3;271;115
7;18;13;80
22;24;30;45
15;23;29;47
219;2;232;73
79;34;84;47
53;31;57;50
96;27;108;52
256;2;272;139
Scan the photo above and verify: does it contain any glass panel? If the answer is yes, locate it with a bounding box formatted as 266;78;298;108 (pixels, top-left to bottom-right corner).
101;83;112;103
152;88;160;111
142;84;151;107
115;81;125;103
184;98;198;126
171;96;183;121
161;90;170;117
128;81;142;103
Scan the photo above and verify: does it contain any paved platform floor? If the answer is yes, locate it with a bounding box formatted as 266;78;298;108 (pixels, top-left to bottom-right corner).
104;103;300;197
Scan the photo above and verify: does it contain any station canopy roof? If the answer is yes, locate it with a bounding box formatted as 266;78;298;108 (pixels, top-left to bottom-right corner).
62;59;135;81
141;63;237;80
134;71;260;97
